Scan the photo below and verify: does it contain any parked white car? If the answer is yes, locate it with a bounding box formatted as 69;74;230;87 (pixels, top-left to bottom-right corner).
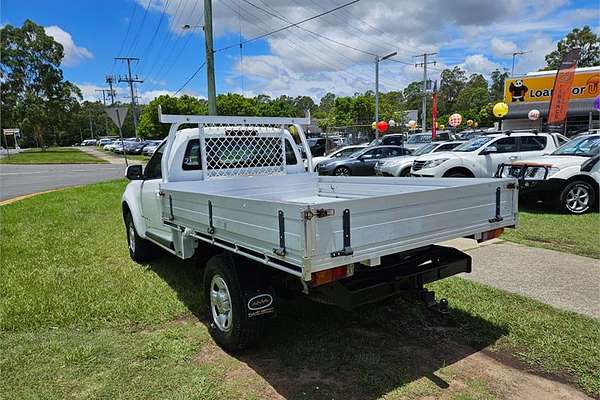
375;141;464;177
411;131;569;178
97;138;113;146
310;144;367;171
497;134;600;214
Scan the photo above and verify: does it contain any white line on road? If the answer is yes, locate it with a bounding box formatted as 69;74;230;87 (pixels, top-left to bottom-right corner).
0;171;46;176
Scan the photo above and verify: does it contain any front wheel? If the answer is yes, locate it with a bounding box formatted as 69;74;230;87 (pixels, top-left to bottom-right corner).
558;181;596;214
125;212;158;262
204;254;265;352
334;166;351;176
398;168;411;177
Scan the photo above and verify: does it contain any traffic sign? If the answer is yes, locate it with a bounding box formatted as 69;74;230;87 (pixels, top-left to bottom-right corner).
3;128;19;135
105;106;129;129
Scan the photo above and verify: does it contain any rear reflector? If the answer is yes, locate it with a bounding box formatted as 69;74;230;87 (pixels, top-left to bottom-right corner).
478;228;504;242
311;265;352;286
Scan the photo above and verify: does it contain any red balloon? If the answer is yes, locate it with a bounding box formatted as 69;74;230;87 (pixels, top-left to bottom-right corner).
376;120;388;133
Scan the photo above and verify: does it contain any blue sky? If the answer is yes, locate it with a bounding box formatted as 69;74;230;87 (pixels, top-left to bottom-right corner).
2;0;598;103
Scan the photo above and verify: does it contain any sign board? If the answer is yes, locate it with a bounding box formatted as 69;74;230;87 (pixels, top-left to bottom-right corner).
3;128;19;135
105;106;129;129
504;69;600;104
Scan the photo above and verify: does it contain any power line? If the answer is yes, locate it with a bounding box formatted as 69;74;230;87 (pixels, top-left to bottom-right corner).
214;0;362;53
174;61;206;95
112;1;138;74
140;0;171;60
128;0;152;56
143;0;185;78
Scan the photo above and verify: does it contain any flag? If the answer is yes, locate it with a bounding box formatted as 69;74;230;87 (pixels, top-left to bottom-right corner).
431;80;438;140
547;48;581;127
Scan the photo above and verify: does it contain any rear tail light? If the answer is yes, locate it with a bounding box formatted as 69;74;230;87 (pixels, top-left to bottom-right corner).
478;228;504;242
311;265;354;286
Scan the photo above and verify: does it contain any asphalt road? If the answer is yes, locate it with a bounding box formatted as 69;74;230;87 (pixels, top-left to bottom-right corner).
0;163;125;201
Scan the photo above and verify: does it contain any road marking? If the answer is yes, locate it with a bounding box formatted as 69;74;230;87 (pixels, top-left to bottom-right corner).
0;171;46;176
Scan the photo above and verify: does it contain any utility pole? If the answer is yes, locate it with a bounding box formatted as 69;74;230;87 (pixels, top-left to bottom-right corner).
374;51;397;139
511;51;529;76
105;75;116;105
204;0;217;115
88;110;95;139
415;53;436;133
95;89;110;135
116;57;143;138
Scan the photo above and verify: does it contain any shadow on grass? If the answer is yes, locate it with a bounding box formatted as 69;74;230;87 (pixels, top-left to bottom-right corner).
146;252;508;400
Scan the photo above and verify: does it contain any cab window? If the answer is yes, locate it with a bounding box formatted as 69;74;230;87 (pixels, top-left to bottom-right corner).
182;139;201;170
144;142;165;179
285;140;298;165
492;137;518;153
520;136;547;152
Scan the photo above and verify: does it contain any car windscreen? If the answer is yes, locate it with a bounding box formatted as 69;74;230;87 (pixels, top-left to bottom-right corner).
552;136;600;157
413;143;437;156
453;136;494;152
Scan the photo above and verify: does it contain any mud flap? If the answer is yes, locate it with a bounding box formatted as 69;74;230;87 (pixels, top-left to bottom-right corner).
243;288;277;319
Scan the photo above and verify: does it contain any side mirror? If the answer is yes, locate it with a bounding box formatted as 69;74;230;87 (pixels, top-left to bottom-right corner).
126;164;144;180
481;146;498;155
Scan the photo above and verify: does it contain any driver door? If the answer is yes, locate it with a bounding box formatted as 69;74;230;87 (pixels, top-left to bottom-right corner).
480;136;519;177
140;142;171;240
356;147;384;175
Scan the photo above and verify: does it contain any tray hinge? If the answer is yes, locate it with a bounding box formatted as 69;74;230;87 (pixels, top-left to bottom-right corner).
331;208;353;258
207;200;215;234
273;210;286;256
489;187;504;223
167;195;175;221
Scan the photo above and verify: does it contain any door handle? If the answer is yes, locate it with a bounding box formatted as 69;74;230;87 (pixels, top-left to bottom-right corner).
509;156;518;160
155;190;163;198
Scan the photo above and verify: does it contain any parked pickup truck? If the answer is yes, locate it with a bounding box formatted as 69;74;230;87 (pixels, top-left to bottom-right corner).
121;109;519;351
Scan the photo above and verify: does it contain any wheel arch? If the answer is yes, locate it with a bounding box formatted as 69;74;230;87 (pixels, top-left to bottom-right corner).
443;167;475;177
565;174;599;193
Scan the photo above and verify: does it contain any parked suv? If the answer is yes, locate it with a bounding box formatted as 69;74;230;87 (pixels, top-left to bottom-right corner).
375;141;464;177
497;134;600;214
317;145;412;176
411;131;568;178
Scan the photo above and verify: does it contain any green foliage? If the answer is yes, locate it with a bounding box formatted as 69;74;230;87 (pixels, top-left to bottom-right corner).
138;95;206;139
543;26;600;70
489;69;509;101
1;20;82;148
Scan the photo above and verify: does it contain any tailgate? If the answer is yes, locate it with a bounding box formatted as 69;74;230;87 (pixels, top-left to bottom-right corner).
306;177;517;272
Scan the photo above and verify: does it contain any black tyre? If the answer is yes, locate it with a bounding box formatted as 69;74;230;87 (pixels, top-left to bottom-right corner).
204;253;265;352
558;180;596;214
334;166;351;176
443;170;470;178
398;168;411;177
124;212;159;262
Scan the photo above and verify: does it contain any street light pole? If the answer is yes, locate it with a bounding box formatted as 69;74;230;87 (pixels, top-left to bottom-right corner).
375;51;397;139
511;50;529;76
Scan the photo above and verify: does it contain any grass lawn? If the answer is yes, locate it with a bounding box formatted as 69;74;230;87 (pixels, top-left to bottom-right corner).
502;203;600;259
1;181;598;399
0;147;107;164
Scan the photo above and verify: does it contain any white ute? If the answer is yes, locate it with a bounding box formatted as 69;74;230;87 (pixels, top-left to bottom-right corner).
411;131;568;178
497;134;600;214
121;109;519;351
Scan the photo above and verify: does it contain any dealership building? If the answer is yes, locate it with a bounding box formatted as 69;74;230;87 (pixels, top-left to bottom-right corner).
501;66;599;135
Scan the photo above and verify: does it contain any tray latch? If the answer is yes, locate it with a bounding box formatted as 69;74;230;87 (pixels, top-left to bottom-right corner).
331;208;353;258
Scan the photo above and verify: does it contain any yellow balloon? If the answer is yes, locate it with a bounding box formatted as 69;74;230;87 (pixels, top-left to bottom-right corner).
467;119;473;127
439;124;445;129
371;121;377;129
493;102;509;118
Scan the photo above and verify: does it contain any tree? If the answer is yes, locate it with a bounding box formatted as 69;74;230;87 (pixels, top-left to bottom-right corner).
489;69;509;101
438;67;467;115
137;95;206;138
542;26;600;70
1;20;81;148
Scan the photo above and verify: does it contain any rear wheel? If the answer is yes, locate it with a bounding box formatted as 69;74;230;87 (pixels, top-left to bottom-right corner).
558;181;596;214
204;254;265;352
124;212;158;262
334;166;351;176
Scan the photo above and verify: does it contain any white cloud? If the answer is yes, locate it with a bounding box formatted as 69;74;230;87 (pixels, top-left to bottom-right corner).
461;54;501;75
44;26;94;67
490;38;518;58
76;82;202;104
513;36;556;75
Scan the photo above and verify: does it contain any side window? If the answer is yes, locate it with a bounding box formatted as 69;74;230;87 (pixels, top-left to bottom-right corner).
285;140;298;165
383;147;402;157
360;148;380;159
520;136;547;152
435;143;460;152
492;137;518;153
182;139;202;170
144;142;165;179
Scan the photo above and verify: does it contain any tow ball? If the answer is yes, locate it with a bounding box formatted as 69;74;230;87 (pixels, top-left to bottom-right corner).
420;289;449;315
